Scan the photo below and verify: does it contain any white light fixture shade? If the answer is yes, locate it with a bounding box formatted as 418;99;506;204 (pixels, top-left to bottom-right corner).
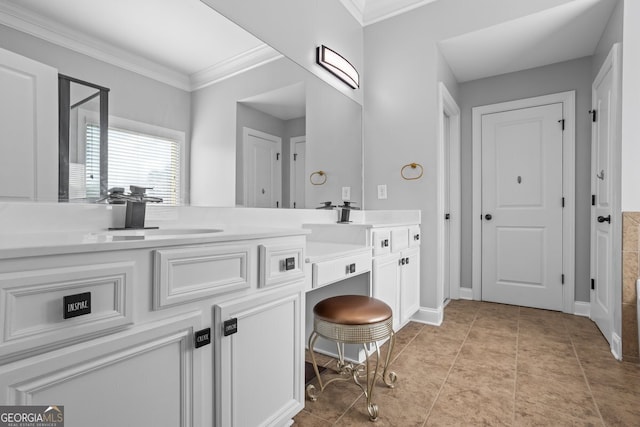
316;45;359;89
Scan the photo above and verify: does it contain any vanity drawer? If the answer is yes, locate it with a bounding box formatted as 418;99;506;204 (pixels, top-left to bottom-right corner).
391;228;410;253
259;243;305;288
153;244;252;309
312;252;371;289
371;230;391;257
0;262;134;362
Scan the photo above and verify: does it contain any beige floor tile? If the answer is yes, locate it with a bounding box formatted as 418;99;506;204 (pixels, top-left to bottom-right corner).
590;384;640;426
292;410;333;426
426;382;514;426
517;345;584;382
514;400;604;426
516;372;599;420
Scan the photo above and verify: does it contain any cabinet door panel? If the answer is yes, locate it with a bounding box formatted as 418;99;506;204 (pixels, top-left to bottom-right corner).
401;248;421;324
372;254;400;330
214;285;304;427
0;313;202;427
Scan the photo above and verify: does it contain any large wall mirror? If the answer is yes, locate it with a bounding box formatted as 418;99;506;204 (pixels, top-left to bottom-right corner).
0;0;362;209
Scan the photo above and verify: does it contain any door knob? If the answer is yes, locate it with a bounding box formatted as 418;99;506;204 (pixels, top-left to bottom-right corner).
597;215;611;224
484;214;492;221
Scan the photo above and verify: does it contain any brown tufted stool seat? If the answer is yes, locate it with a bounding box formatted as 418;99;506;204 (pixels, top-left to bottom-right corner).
306;295;397;421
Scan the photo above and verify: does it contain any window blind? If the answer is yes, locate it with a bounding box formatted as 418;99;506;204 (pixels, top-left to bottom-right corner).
86;123;181;205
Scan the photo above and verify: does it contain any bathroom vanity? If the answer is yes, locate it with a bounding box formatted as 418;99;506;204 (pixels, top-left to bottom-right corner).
0;227;307;427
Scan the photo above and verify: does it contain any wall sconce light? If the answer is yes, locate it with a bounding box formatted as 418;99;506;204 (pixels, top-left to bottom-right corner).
316;45;359;89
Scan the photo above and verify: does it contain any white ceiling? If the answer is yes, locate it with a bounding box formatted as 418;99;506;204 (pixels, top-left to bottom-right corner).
239;82;306;121
0;0;620;95
438;0;619;82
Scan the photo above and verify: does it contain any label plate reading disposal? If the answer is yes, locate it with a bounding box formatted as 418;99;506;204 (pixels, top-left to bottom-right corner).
223;318;238;336
63;292;91;319
195;328;211;348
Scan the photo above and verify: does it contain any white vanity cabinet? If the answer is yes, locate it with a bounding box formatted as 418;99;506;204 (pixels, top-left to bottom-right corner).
0;231;306;427
304;222;421;331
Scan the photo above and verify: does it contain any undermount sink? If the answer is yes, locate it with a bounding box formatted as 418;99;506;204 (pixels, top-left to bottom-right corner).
90;228;223;241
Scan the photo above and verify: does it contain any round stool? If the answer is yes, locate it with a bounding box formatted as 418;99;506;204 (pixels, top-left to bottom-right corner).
306;295;397;421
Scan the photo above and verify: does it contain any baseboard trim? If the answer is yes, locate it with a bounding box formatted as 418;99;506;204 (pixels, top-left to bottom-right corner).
611;333;622;361
459;287;473;300
573;301;590;317
411;306;443;326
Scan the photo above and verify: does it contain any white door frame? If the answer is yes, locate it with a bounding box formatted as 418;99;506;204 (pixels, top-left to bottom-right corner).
289;135;306;208
437;82;461;304
472;91;576;314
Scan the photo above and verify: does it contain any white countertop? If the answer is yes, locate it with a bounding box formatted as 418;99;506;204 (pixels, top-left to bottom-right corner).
0;226;310;259
305;241;372;264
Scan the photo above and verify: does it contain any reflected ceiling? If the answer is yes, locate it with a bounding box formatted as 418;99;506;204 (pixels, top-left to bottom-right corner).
0;0;280;91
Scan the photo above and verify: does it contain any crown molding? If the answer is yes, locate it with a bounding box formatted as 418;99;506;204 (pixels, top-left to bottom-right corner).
339;0;366;26
0;2;279;92
0;2;191;90
339;0;438;27
190;44;283;91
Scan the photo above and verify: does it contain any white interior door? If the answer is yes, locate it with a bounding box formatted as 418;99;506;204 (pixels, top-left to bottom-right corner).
243;128;281;208
481;103;564;310
0;47;57;202
290;137;306;208
590;44;620;345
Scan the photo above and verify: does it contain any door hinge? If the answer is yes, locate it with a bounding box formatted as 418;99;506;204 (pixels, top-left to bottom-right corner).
591;278;595;290
562;197;565;207
561;274;565;285
592;194;596;206
589;109;597;122
558;119;565;130
293;153;297;161
276;153;280;161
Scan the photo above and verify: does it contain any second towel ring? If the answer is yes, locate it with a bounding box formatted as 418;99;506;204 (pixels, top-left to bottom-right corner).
310;170;327;185
401;163;424;180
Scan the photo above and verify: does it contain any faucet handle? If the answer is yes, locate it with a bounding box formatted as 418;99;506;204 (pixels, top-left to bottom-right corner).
129;185;152;195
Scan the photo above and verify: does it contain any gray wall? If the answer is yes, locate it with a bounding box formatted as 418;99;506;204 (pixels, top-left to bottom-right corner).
593;0;623;79
458;57;594;302
0;23;192;202
363;0;578;309
191;56;362;208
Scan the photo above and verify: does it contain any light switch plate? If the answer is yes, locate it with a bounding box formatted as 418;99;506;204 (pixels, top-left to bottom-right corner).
377;184;387;199
342;186;350;201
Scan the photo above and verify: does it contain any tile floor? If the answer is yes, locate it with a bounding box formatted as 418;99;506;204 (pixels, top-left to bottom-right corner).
293;300;640;426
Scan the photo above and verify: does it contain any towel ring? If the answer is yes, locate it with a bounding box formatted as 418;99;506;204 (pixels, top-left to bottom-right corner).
310;170;327;185
401;163;424;180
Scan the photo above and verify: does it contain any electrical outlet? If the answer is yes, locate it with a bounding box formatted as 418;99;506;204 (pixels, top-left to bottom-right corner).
378;184;387;200
342;186;350;201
